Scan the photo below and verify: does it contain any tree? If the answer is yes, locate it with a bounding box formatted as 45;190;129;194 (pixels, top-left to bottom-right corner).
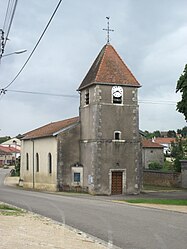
176;64;187;121
0;136;11;144
171;138;187;172
153;130;161;138
177;126;187;138
167;130;176;138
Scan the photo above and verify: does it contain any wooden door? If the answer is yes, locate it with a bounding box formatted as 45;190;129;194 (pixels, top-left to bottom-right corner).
111;171;123;195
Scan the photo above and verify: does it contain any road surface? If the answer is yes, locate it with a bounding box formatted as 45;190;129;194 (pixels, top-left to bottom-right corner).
0;168;187;249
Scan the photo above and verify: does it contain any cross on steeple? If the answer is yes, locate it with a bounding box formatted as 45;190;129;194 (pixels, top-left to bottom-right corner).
103;17;114;44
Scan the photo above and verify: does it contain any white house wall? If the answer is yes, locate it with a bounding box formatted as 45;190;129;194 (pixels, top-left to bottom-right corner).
21;137;58;191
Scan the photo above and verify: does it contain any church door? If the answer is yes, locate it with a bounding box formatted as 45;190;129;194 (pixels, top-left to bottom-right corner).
111;171;123;195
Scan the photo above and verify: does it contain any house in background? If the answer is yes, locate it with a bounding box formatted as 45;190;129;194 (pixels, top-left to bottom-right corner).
0;145;20;166
142;140;164;169
20;43;142;195
160;131;168;138
1;137;21;149
152;137;176;155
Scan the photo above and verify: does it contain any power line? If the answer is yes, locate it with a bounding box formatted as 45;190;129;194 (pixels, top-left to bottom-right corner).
7;89;79;98
3;0;12;31
140;100;176;105
0;0;63;92
0;0;18;58
3;0;18;49
2;88;178;105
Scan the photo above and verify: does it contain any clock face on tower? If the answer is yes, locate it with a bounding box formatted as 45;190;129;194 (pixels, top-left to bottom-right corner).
112;86;123;98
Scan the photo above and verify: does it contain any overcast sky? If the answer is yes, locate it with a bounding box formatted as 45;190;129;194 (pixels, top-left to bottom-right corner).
0;0;187;137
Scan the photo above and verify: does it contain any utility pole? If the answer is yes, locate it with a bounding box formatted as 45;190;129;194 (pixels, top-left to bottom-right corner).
0;29;5;59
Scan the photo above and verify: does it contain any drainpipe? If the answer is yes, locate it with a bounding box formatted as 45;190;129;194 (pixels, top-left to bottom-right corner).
32;139;35;189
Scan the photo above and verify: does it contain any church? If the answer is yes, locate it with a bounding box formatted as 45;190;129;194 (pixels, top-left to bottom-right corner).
20;42;142;195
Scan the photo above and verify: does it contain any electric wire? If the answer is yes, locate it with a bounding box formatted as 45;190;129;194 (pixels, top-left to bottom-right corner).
1;0;18;58
7;89;79;98
1;0;63;91
3;0;12;31
3;88;178;105
4;0;18;48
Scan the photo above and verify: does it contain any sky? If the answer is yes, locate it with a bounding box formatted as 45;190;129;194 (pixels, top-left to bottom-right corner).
0;0;187;137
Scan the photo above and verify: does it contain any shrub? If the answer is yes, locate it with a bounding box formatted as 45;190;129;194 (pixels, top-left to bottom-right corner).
173;157;181;172
148;162;162;170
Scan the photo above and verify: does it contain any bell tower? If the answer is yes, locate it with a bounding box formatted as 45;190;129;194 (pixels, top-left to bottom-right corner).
78;44;141;195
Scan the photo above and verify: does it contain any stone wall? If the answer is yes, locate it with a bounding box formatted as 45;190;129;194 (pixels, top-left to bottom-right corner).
143;170;181;187
57;124;80;191
180;160;187;188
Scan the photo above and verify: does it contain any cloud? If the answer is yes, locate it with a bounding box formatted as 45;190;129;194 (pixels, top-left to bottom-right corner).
0;0;187;136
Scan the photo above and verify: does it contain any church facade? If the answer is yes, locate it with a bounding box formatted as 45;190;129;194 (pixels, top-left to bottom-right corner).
20;43;142;195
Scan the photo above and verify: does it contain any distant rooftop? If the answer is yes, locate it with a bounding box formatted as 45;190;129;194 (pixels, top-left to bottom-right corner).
153;137;176;144
142;140;163;148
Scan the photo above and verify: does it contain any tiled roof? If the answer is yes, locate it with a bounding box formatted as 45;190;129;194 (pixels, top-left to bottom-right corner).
22;117;79;140
0;147;11;155
0;145;20;154
78;44;140;90
142;140;163;148
153;137;176;144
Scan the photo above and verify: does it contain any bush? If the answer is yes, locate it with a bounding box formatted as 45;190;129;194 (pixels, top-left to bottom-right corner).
15;159;20;176
173;157;181;172
148;162;162;170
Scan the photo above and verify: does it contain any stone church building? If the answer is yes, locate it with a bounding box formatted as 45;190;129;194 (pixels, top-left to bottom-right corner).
21;43;142;195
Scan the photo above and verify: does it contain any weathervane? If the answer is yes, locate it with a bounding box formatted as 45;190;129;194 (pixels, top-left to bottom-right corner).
103;17;114;44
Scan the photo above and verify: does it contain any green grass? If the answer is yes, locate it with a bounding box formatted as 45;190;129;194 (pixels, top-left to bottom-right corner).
0;203;25;216
0;204;19;211
125;199;187;205
143;184;183;191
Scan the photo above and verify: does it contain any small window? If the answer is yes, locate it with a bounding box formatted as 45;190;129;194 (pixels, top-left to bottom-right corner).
74;172;80;182
36;153;39;172
85;90;89;105
48;153;52;174
114;131;121;140
26;153;29;171
113;96;122;104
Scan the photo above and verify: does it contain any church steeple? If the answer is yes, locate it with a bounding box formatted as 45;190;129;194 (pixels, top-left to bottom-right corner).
78;44;140;91
78;41;141;195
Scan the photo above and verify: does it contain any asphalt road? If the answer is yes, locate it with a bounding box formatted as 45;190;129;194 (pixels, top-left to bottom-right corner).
0;168;187;249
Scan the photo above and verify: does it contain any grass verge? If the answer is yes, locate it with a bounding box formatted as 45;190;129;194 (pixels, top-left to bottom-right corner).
124;199;187;205
0;203;25;216
143;184;184;191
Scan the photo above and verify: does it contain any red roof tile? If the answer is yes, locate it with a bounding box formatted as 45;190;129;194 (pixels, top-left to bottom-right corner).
0;145;20;154
22;117;79;140
78;44;140;90
142;140;163;148
153;137;176;144
0;147;11;155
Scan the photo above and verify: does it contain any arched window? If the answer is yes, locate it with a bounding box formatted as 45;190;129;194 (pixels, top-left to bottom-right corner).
114;131;121;140
26;153;29;170
36;153;39;172
48;153;52;174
